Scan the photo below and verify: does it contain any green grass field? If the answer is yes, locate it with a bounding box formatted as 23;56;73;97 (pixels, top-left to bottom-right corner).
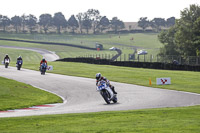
0;33;162;48
0;33;162;60
0;76;62;111
0;47;42;64
0;34;200;132
0;106;200;132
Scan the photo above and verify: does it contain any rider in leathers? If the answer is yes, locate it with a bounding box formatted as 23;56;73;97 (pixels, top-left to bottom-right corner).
16;56;23;65
96;73;117;94
4;54;10;63
40;57;48;66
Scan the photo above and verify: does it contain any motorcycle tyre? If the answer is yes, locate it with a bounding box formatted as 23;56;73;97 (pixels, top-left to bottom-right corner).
41;71;45;75
113;96;118;103
101;90;110;104
5;64;8;68
41;70;45;75
17;66;21;70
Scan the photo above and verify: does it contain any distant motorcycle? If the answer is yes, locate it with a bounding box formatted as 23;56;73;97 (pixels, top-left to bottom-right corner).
16;60;23;70
4;59;10;68
40;62;47;75
96;80;118;104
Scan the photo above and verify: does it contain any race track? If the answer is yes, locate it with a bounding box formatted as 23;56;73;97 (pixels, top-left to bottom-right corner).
0;45;59;61
0;45;200;118
0;66;200;118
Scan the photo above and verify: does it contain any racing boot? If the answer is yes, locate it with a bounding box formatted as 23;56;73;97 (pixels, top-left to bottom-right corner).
111;85;117;94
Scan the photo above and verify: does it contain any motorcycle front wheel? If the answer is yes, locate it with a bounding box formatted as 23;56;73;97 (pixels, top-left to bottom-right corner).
101;90;110;104
41;70;45;75
17;66;21;70
5;64;8;68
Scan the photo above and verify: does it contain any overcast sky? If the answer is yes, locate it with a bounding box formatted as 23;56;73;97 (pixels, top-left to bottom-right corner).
0;0;199;22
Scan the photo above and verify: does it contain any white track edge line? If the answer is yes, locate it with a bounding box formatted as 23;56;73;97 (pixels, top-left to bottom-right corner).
31;85;67;106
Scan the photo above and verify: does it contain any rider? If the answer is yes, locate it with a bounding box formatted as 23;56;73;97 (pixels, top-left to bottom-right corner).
96;73;117;94
40;57;48;66
40;57;48;70
16;56;23;65
4;54;10;63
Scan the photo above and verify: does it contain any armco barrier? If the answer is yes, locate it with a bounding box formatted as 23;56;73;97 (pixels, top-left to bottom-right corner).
56;58;200;71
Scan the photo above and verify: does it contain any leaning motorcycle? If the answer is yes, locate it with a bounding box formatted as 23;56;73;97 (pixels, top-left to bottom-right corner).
4;59;10;68
40;63;47;75
16;60;23;70
96;81;118;104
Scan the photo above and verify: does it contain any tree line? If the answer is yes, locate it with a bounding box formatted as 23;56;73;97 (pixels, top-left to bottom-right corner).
0;9;176;34
0;9;124;34
138;17;175;32
158;4;200;57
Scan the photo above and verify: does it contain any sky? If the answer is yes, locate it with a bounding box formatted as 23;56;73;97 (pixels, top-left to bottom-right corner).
0;0;199;22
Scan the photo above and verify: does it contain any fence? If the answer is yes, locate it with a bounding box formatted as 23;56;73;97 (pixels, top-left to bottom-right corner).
79;54;200;66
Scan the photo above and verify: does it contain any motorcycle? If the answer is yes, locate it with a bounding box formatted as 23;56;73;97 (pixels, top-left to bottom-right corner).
40;62;47;75
96;81;118;104
4;59;10;68
16;60;23;70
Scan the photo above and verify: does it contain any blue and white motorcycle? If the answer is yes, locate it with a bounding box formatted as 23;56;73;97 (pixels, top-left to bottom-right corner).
16;60;23;70
40;62;47;75
96;81;118;104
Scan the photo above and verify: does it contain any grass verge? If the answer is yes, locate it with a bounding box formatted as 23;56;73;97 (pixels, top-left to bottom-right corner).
0;106;200;132
0;76;62;111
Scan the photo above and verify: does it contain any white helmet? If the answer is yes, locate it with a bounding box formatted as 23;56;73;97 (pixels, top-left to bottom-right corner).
96;73;101;80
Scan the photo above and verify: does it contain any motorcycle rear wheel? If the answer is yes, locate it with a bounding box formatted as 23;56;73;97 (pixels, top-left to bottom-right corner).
113;96;118;103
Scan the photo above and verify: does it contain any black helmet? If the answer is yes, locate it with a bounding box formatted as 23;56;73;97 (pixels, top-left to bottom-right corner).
96;73;101;80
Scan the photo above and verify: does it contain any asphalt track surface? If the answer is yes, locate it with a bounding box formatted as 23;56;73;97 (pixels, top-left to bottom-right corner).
0;65;200;118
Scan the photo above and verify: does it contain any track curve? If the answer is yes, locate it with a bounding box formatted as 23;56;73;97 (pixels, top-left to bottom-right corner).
0;45;59;61
0;66;200;118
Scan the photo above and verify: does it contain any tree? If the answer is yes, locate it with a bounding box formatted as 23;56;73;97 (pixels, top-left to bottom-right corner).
53;12;67;34
26;14;37;33
21;14;28;33
98;16;110;33
175;4;200;56
39;14;53;34
11;15;22;33
82;13;92;34
76;13;84;34
68;15;79;34
158;26;180;56
150;18;166;32
0;15;10;32
110;17;125;34
166;17;175;27
158;4;200;57
87;9;101;34
138;17;149;31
